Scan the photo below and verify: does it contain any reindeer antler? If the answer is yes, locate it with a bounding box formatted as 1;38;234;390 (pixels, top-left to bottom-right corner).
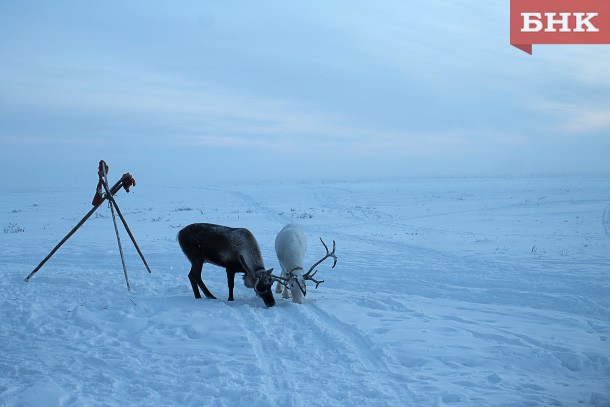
269;273;290;288
303;238;337;289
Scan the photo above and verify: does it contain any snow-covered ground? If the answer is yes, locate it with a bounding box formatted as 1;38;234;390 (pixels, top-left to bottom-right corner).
1;176;609;406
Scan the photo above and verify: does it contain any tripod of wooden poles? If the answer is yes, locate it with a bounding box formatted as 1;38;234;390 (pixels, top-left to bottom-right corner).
24;160;151;290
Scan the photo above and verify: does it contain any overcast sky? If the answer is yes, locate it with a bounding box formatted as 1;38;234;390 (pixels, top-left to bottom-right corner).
1;1;609;190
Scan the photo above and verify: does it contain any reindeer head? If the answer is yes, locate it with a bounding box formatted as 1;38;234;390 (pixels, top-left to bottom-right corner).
240;255;276;307
253;269;276;307
280;270;307;304
268;270;306;304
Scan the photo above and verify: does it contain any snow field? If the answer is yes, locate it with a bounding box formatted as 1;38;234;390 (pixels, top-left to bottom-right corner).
1;176;609;406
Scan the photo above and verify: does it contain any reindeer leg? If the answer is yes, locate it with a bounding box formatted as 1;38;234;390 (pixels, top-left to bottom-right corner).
226;269;236;301
276;266;287;294
188;262;203;299
283;283;291;299
189;262;217;299
282;269;292;299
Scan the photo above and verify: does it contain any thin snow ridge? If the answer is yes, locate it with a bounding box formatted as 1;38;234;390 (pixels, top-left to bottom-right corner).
603;202;610;237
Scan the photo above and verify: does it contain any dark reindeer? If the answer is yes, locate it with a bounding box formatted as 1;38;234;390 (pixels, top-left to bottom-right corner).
177;223;280;307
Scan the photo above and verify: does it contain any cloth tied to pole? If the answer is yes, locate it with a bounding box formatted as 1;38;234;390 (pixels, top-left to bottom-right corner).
121;173;136;192
91;160;136;206
92;161;109;206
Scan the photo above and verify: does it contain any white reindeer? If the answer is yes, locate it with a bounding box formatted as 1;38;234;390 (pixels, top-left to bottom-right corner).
274;223;337;303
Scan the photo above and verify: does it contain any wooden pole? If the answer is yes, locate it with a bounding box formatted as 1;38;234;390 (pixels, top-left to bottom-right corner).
24;177;125;282
102;181;152;274
102;165;131;291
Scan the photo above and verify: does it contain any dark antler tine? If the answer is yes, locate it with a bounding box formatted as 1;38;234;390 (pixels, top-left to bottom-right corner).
319;237;329;253
303;237;337;282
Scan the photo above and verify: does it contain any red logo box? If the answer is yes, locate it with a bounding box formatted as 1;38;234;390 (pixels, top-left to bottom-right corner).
510;0;610;54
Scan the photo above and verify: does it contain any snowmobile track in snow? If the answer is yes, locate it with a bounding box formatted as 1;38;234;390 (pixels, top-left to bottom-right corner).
602;203;610;238
229;300;415;405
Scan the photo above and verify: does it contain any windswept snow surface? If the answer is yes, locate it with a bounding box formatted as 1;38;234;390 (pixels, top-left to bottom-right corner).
1;176;609;406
